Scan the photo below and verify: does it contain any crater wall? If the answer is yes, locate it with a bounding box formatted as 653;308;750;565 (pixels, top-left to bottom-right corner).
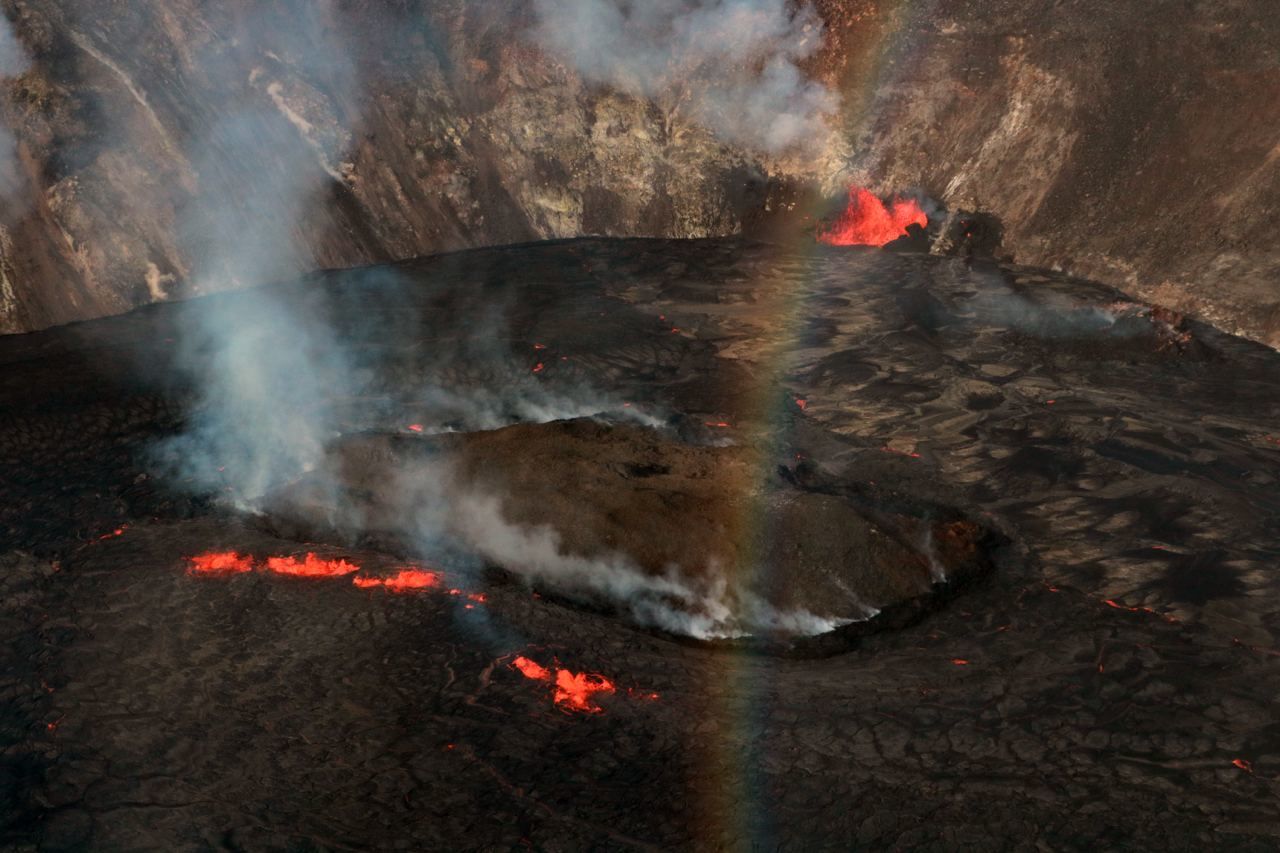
0;0;1276;345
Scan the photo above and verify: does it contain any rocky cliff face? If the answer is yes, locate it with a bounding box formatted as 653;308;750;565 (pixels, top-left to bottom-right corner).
0;0;1276;344
0;0;831;333
848;0;1280;346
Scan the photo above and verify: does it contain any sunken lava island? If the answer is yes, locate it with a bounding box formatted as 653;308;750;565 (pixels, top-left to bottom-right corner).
2;2;1280;851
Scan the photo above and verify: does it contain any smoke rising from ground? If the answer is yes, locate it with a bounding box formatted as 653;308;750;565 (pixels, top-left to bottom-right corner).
0;11;29;207
953;262;1154;340
0;14;27;77
529;0;835;153
366;457;864;639
452;490;860;638
157;1;359;501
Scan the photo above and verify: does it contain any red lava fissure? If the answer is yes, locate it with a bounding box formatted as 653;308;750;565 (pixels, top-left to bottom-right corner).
353;568;442;591
185;553;656;716
187;551;427;587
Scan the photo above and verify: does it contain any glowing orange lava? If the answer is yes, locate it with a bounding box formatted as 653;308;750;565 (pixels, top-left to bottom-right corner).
510;655;618;714
265;553;360;577
512;656;551;681
554;669;616;714
1233;758;1254;773
407;424;424;433
818;187;927;247
188;552;254;574
352;568;442;592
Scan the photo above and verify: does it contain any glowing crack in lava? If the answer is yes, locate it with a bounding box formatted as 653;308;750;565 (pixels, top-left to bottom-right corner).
187;551;254;574
264;553;360;577
353;568;442;592
818;187;927;247
510;655;618;714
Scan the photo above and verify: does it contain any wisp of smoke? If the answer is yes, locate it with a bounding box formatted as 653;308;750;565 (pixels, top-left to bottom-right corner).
528;0;836;154
0;13;26;78
0;10;30;207
382;459;865;639
960;264;1141;340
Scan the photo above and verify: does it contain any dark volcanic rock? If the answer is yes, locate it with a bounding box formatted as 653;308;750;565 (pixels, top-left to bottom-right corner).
3;238;1280;848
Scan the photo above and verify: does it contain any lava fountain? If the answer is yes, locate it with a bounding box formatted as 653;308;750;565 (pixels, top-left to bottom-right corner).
818;186;927;246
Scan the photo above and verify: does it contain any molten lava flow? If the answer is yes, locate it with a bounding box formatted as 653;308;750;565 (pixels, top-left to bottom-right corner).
265;553;360;577
512;656;552;682
353;568;442;592
509;655;618;714
381;569;440;591
554;669;616;714
188;552;254;574
818;187;927;247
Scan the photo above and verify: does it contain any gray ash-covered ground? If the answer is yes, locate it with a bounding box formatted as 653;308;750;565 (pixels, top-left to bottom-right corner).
2;238;1280;850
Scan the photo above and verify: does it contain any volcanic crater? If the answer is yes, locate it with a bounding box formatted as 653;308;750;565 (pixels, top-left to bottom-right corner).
4;238;1280;848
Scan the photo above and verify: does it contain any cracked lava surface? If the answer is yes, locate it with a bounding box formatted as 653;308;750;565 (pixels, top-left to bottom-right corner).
2;238;1280;849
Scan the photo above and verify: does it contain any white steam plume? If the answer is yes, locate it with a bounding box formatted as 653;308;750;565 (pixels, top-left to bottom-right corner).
528;0;836;154
450;493;865;639
157;1;359;501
